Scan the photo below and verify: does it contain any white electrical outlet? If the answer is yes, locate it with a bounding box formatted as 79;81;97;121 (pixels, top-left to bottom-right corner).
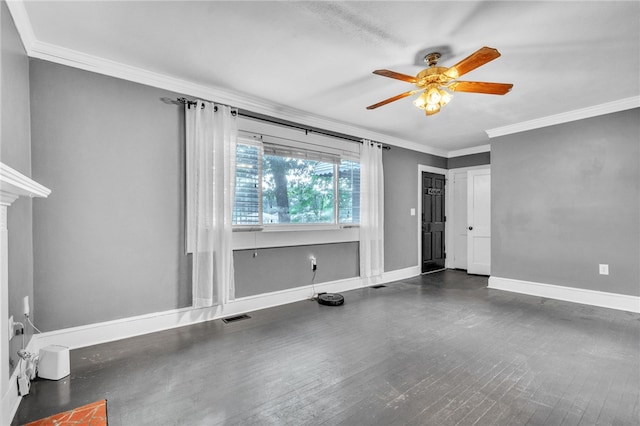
18;375;30;396
23;296;29;316
8;315;14;341
310;256;317;271
599;264;609;275
410;208;416;216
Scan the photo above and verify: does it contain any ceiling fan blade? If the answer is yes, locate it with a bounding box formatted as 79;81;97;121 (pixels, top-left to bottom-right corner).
448;81;513;95
444;47;502;79
372;69;417;84
366;90;419;110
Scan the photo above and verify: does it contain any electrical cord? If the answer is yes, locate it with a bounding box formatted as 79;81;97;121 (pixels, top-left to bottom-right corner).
25;314;42;333
17;329;25;376
13;320;39;395
311;270;317;299
16;329;38;381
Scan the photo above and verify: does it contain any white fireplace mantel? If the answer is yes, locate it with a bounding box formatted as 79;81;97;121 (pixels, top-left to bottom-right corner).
0;162;51;205
1;162;50;424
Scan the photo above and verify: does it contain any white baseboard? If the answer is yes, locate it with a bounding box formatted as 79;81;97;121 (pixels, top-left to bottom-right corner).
32;266;421;353
488;276;640;313
2;337;37;426
380;265;421;283
1;371;19;426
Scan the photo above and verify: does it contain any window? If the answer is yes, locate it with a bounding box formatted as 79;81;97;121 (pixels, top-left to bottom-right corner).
233;139;360;227
233;143;261;225
263;155;335;224
338;160;360;224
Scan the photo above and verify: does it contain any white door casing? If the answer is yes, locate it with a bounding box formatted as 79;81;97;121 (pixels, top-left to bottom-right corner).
445;165;489;271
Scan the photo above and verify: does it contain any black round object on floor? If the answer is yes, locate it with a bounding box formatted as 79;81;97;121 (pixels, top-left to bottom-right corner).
317;293;344;306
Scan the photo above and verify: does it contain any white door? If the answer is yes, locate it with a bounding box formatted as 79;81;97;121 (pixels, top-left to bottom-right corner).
467;169;491;275
452;171;468;269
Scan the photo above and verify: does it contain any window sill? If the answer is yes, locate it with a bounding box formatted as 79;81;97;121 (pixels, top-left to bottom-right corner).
232;225;359;250
233;224;359;233
261;224;339;232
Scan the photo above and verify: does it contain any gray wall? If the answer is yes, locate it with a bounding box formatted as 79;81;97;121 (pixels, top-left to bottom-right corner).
448;151;490;169
26;56;483;331
492;108;640;296
1;0;34;375
27;60;368;331
30;59;192;330
383;146;447;271
234;242;358;298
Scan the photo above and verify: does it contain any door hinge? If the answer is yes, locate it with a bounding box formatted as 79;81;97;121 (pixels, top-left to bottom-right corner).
444;215;447;222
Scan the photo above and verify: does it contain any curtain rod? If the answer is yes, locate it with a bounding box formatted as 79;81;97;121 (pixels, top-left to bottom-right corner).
175;97;390;150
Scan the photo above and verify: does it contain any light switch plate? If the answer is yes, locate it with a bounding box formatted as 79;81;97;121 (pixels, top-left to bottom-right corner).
599;264;609;275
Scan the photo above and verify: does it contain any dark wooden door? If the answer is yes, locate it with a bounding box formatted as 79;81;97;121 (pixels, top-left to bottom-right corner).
422;172;446;273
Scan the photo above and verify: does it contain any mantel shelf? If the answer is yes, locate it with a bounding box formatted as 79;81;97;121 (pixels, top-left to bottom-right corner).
0;162;51;206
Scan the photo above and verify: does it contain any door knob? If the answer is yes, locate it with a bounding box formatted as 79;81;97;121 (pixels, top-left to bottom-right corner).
468;226;473;230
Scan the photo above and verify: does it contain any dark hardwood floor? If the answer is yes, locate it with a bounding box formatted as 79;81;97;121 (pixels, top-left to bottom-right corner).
13;270;640;425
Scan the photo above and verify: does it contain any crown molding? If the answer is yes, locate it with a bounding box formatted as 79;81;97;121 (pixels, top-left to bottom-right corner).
486;97;640;139
5;0;35;53
24;40;449;158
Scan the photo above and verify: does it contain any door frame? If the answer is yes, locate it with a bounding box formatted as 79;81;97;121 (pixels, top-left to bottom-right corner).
446;165;490;270
417;165;448;274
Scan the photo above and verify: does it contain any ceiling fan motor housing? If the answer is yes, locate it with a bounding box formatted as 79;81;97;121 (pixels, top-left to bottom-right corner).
416;67;450;88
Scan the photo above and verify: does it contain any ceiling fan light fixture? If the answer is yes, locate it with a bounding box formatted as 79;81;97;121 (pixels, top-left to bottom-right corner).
413;85;453;113
426;85;441;105
439;89;452;106
425;104;440;115
413;92;429;109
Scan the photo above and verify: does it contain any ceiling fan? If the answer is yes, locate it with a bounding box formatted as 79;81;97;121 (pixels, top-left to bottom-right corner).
367;46;513;116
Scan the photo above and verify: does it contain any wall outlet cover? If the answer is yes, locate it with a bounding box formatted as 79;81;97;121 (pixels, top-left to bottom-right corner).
599;264;609;275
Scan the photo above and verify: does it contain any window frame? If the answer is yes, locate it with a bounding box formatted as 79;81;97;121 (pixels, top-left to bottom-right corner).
233;133;360;232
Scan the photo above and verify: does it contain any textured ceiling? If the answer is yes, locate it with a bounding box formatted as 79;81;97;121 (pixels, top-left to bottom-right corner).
15;1;640;153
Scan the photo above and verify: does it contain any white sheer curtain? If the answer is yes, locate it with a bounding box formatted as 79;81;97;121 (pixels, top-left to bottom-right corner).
359;139;384;282
185;100;237;308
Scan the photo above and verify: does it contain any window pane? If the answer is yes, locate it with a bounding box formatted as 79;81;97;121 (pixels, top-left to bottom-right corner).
262;155;334;224
233;144;260;225
339;160;360;223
